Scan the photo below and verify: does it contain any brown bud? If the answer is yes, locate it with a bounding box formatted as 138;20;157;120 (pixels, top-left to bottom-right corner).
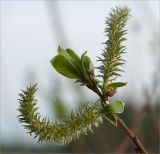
106;89;117;97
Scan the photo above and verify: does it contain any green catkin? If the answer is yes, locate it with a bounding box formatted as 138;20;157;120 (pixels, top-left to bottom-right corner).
18;84;103;144
97;7;130;83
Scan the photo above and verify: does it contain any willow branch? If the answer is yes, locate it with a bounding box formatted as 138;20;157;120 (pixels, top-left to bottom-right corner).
90;85;148;154
116;116;148;153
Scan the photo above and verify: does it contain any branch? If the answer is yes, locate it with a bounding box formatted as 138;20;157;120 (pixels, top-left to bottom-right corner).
116;116;148;153
90;84;148;153
113;108;143;153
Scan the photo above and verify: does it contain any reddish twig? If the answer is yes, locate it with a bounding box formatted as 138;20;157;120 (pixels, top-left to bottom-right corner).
89;83;148;153
116;116;148;154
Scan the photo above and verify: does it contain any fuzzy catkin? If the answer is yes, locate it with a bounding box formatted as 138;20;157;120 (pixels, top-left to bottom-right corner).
18;84;103;144
97;7;130;83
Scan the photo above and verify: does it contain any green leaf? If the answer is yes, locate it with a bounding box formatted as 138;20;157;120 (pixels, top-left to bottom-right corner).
84;55;94;73
83;56;90;68
104;113;117;126
107;82;127;88
80;51;94;73
66;48;81;65
106;100;125;114
58;47;81;66
57;46;66;56
66;48;83;76
54;47;95;85
50;55;80;79
81;51;88;77
57;47;83;78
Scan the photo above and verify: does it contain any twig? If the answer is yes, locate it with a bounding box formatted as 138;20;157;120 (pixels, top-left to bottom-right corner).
116;116;148;154
90;84;148;154
113;109;144;153
114;78;160;153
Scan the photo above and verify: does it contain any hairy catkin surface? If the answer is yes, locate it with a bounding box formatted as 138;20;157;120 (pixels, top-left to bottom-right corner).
97;7;130;82
18;84;103;144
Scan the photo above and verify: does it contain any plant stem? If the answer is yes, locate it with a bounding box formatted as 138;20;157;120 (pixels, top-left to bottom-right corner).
89;83;148;153
116;116;148;154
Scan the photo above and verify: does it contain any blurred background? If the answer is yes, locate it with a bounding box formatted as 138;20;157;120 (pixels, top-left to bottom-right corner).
0;0;159;153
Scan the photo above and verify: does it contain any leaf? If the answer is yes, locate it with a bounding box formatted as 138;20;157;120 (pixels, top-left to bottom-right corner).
83;56;90;68
58;47;83;78
66;48;83;76
81;51;88;77
106;100;125;114
104;113;117;126
58;47;81;66
84;55;94;73
57;46;66;56
50;55;80;79
54;47;95;85
66;48;81;66
107;82;127;88
80;51;93;72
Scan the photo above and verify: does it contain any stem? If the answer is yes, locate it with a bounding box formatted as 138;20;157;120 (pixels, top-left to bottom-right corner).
88;83;148;153
116;116;148;154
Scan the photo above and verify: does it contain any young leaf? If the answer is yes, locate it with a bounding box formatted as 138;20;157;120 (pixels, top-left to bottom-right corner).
50;55;80;79
107;82;127;88
81;51;88;78
66;49;81;66
80;51;94;78
106;100;125;114
57;46;66;56
104;113;117;126
66;48;83;77
57;47;79;67
83;55;94;74
57;47;80;67
83;55;91;69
